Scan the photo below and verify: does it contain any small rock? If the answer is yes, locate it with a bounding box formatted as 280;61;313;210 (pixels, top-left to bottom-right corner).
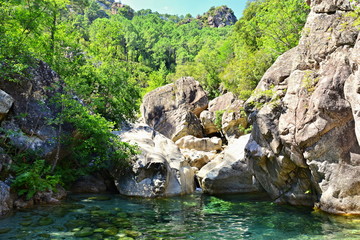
175;135;222;152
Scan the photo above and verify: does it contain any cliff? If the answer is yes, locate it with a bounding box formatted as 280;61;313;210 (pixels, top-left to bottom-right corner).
245;0;360;214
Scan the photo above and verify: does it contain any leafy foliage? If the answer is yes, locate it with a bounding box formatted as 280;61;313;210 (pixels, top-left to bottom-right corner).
12;159;61;200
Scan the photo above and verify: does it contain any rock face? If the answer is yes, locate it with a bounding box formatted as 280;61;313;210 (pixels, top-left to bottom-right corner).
0;181;12;215
0;147;12;173
197;134;262;194
200;92;247;140
206;6;237;28
245;0;360;214
113;124;195;197
71;174;106;194
141;77;208;142
0;60;70;160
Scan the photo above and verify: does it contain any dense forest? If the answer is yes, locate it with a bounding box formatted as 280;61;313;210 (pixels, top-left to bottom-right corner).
0;0;309;199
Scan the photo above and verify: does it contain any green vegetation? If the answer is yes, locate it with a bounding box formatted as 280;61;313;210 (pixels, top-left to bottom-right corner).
12;159;61;200
214;110;226;129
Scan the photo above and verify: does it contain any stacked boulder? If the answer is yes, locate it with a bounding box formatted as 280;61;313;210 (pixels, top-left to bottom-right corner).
136;77;261;195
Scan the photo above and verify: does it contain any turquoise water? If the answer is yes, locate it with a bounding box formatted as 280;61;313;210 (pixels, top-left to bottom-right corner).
0;193;359;239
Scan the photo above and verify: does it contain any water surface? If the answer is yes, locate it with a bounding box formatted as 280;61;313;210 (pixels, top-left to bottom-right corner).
0;193;359;239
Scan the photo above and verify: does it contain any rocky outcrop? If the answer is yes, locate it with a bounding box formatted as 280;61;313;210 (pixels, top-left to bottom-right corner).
197;134;262;194
245;0;360;214
204;6;237;28
141;77;208;142
0;60;71;160
175;135;222;152
112;124;195;197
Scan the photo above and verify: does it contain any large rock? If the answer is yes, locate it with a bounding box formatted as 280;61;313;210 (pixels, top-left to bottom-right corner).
197;134;262;194
175;135;222;152
200;92;247;139
0;181;12;215
0;90;14;121
112;124;195;197
141;77;207;142
245;0;360;213
199;110;218;135
0;60;71;160
180;149;218;169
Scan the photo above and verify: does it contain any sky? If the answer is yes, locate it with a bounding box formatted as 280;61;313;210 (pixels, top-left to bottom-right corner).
120;0;248;18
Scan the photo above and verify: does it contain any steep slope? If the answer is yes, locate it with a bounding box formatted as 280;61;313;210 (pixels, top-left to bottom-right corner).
245;0;360;214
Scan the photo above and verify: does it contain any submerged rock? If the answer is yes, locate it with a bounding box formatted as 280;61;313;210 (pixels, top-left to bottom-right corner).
245;0;360;214
74;227;94;237
197;135;262;194
112;124;195;197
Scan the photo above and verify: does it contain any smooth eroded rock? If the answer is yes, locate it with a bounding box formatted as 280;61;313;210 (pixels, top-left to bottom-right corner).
112;124;195;197
197;134;262;194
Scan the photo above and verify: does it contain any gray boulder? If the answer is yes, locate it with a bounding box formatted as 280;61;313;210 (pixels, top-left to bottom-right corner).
141;77;207;142
180;149;217;169
199;110;218;135
112;124;195;197
0;181;12;215
197;134;262;194
0;90;14;121
245;0;360;213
